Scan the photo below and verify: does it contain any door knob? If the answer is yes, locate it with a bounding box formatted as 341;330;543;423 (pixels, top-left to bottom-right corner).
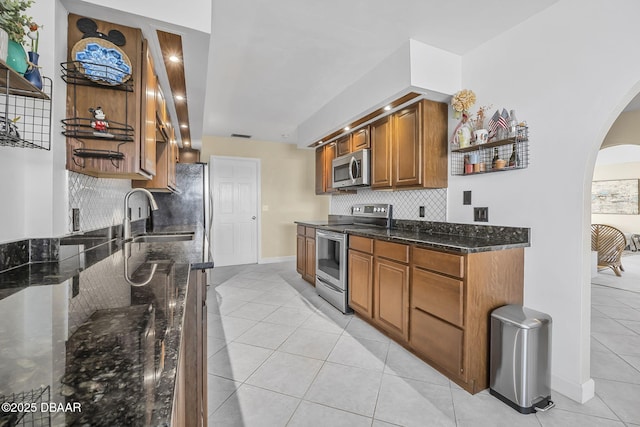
252;216;256;220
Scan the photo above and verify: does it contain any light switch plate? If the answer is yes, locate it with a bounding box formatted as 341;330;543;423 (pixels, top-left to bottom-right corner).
463;191;472;205
72;208;80;231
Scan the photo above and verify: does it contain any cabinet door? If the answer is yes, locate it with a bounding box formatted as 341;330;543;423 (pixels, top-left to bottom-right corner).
370;116;392;189
324;142;337;193
296;234;305;274
412;267;464;327
351;126;370;150
348;249;373;317
141;41;157;176
374;257;409;340
304;236;316;284
410;308;464;380
336;134;351;157
315;147;326;194
393;102;422;187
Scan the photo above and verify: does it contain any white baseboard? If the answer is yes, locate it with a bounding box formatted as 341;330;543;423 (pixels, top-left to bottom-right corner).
258;256;296;264
551;375;595;403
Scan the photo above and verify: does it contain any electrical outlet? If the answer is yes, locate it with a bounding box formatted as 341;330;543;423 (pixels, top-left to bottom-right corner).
419;206;425;217
474;207;489;222
463;191;472;205
72;208;80;231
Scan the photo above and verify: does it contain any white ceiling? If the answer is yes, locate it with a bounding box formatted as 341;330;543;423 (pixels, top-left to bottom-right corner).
202;0;560;145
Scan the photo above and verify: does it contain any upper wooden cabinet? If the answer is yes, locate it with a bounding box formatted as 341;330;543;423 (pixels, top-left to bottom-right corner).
133;79;179;192
370;115;393;188
141;40;157;176
336;135;351;157
351;126;370;151
336;126;370;158
64;14;156;179
315;142;338;195
371;99;448;190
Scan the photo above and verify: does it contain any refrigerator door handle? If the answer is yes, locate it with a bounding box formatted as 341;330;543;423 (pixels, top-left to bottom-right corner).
208;189;214;234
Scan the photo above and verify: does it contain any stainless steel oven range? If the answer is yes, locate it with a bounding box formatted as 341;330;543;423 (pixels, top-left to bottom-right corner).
315;204;392;313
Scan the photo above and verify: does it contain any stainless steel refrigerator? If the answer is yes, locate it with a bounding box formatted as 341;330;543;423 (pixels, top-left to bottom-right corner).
152;162;211;241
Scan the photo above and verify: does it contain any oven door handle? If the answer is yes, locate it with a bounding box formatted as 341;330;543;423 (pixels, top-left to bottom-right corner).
316;275;344;293
316;230;344;241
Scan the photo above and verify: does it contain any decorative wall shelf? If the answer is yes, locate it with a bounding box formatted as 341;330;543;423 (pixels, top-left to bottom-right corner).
61;60;133;168
450;126;530;176
0;60;52;150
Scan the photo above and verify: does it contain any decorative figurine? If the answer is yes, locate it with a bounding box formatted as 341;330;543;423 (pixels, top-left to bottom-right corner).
89;107;113;138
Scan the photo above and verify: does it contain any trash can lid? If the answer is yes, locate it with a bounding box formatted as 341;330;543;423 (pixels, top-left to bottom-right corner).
491;304;552;329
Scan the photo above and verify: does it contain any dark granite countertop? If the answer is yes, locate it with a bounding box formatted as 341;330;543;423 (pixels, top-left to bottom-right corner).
0;224;212;427
295;219;530;253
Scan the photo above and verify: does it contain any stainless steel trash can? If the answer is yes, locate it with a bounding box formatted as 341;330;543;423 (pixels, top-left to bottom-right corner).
490;304;555;414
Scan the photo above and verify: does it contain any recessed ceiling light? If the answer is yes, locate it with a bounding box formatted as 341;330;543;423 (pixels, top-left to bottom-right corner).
384;105;392;111
175;95;185;101
180;124;188;128
169;55;180;63
344;126;350;131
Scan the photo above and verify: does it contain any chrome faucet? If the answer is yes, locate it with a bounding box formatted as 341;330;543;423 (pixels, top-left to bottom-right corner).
123;188;159;240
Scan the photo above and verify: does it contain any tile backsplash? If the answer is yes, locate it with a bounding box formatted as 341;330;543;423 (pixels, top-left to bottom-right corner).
331;188;447;221
68;172;149;233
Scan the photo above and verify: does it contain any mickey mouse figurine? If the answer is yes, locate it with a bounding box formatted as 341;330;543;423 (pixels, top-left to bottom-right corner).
89;107;113;138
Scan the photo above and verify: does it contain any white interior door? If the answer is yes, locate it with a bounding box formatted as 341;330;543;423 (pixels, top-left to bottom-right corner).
210;156;259;266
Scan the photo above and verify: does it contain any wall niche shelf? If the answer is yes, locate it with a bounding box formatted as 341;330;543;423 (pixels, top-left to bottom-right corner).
450;126;529;176
0;60;52;150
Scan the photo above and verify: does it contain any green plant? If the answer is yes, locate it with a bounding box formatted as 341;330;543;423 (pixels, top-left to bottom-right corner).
0;0;34;44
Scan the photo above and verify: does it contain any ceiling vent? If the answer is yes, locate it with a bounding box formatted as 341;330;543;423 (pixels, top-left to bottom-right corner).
231;133;252;139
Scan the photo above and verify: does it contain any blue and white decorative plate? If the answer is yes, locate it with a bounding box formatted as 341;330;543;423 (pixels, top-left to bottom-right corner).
72;37;132;85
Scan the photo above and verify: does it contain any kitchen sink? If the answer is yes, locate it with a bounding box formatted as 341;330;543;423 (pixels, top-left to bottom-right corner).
130;232;195;243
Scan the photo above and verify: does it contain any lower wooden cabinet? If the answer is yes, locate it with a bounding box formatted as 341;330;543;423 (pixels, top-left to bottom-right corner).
373;240;409;341
410;308;464;379
296;225;316;285
348;249;373;317
172;268;208;427
346;237;524;394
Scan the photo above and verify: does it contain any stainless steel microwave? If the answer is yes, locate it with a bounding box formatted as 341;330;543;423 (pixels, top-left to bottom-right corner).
331;148;370;188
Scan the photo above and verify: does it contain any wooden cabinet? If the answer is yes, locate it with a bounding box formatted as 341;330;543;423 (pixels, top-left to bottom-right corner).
64;14;156;179
409;246;524;393
348;236;374;317
371;115;393;188
296;225;316;284
315;142;337;195
132;53;179;192
336;134;351;157
373;240;409;341
351;126;370;151
344;234;524;394
141;41;157;176
172;268;208;427
371;99;448;190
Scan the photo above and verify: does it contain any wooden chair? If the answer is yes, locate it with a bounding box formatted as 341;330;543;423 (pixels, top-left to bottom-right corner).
591;224;627;276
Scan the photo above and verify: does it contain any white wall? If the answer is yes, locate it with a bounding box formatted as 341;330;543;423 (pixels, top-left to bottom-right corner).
451;0;640;402
0;0;63;243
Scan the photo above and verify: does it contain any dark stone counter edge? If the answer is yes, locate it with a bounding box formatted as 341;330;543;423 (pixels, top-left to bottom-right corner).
295;220;531;254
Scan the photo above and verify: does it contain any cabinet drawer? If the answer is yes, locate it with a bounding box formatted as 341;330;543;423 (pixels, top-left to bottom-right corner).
412;247;464;278
410;309;464;378
349;235;373;253
305;226;316;238
297;225;305;235
375;240;409;263
412;267;464;327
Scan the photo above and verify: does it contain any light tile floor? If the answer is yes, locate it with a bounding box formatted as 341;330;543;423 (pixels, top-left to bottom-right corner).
207;260;640;427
